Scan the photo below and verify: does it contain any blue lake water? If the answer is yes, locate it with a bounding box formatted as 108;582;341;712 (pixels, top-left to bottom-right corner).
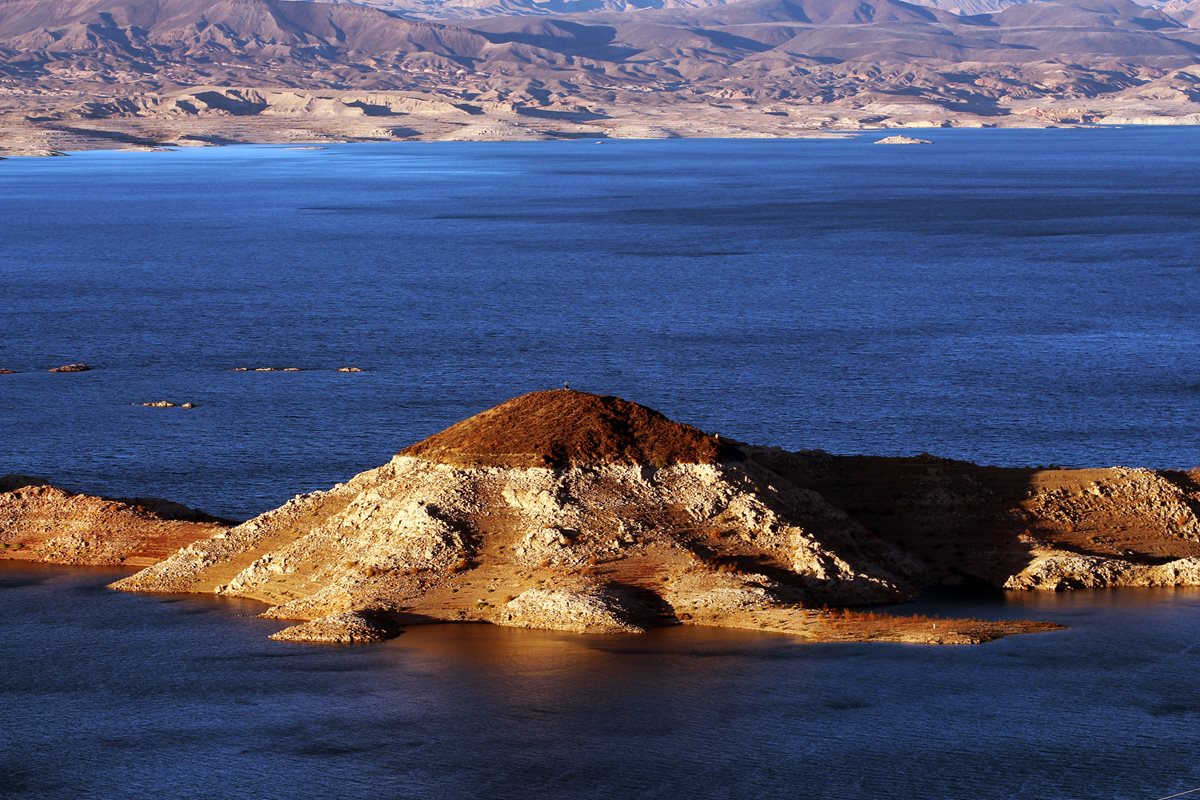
2;131;1200;799
1;564;1198;800
2;131;1198;519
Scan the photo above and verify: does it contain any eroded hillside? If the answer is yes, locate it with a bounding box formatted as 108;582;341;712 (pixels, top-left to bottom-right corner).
0;474;227;566
108;390;1200;644
2;0;1200;153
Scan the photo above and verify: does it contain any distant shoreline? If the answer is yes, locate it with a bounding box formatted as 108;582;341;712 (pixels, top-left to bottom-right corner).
3;118;1199;158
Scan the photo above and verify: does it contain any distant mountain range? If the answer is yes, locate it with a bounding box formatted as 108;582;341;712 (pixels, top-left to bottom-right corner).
1;0;1198;153
333;0;982;19
333;0;1200;21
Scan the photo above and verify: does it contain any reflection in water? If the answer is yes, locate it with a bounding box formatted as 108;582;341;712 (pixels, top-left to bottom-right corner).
2;563;1198;799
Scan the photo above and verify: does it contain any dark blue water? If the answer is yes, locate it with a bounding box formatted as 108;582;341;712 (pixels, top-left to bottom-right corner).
2;131;1198;519
3;132;1200;800
1;563;1198;800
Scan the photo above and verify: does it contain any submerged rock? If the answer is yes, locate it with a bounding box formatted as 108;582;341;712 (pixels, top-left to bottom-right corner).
232;366;303;372
48;363;91;373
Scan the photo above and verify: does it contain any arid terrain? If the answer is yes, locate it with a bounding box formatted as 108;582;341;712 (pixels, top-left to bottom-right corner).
2;0;1199;154
8;390;1196;645
0;474;226;566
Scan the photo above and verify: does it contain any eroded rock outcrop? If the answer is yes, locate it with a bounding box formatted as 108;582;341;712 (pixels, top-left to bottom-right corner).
766;452;1200;593
113;391;930;642
497;583;648;634
270;609;396;643
111;390;1200;644
0;475;226;566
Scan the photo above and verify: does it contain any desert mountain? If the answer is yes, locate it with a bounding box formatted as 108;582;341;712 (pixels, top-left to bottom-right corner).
2;0;1199;153
111;390;1200;644
1162;0;1200;24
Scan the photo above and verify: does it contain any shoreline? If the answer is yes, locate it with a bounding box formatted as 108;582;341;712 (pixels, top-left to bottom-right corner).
3;113;1199;158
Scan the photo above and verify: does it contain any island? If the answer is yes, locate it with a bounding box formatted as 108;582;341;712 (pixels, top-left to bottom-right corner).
6;390;1199;644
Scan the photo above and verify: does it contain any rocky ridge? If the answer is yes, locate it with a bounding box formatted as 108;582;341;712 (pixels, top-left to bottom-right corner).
111;390;1200;644
0;474;226;566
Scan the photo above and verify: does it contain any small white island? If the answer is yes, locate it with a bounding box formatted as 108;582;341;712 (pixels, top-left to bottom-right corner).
874;135;934;145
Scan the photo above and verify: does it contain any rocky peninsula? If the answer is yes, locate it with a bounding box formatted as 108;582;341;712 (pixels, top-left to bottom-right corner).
84;390;1197;645
0;475;226;566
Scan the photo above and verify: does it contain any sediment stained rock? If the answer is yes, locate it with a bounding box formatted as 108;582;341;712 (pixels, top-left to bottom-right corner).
270;610;395;643
1006;553;1200;590
0;475;226;566
765;451;1200;592
496;584;647;634
110;390;1200;644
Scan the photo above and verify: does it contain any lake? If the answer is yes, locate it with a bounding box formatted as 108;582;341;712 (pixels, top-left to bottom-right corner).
1;563;1198;799
2;131;1199;799
1;131;1198;519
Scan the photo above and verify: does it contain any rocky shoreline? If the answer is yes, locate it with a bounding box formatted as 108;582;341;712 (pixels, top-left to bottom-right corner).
4;0;1200;158
5;390;1198;645
0;474;226;567
2;113;1200;159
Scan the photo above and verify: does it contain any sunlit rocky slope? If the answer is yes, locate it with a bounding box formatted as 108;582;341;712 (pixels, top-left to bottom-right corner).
107;390;1200;644
0;474;226;566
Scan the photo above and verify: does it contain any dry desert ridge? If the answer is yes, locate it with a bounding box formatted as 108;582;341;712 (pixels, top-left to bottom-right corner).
2;0;1200;155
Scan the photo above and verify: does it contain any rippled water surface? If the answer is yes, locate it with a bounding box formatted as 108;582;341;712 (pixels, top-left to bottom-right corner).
2;131;1198;518
2;132;1200;799
1;564;1198;800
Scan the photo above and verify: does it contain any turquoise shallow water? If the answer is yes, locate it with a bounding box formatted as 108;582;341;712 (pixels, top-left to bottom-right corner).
2;131;1199;799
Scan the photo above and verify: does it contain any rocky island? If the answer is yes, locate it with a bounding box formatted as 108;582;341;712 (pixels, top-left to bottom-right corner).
5;391;1198;643
0;475;226;567
874;136;934;145
59;389;1193;645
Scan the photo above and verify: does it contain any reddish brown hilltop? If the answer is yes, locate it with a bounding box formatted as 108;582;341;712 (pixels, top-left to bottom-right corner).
400;389;739;468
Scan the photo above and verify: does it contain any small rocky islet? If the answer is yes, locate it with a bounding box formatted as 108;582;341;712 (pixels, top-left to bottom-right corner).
5;390;1200;645
0;474;225;567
